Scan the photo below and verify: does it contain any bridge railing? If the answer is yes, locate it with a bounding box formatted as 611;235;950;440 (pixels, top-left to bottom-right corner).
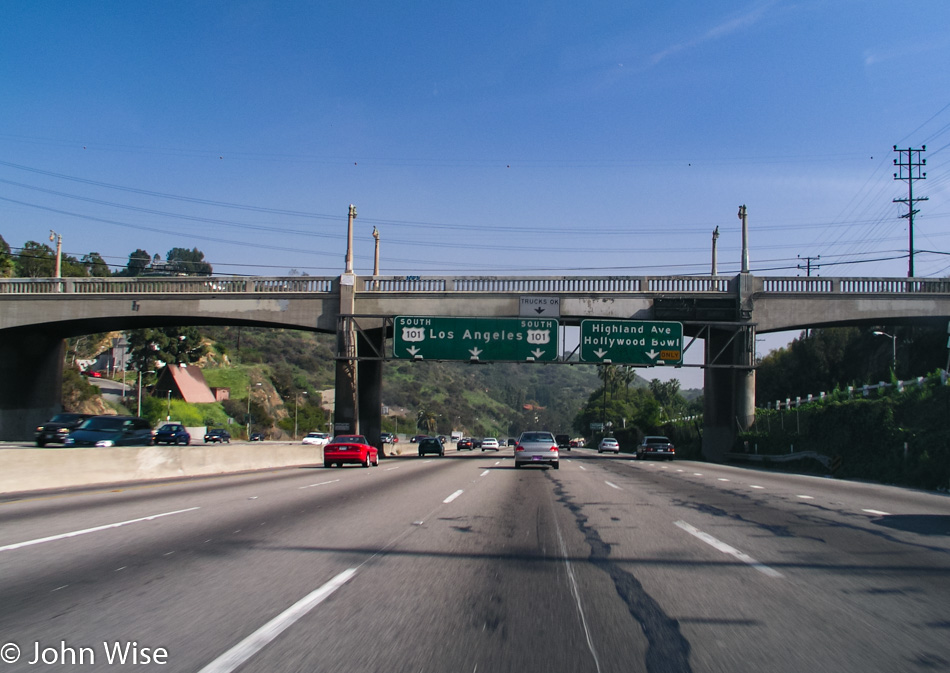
3;274;949;296
0;276;336;294
758;276;950;294
359;275;733;293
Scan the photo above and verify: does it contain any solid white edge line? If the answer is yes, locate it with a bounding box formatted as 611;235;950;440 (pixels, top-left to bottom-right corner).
443;489;464;503
0;507;200;553
674;521;783;578
862;509;891;516
197;568;357;673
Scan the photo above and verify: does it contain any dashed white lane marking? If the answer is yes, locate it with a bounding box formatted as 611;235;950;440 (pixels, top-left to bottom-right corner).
480;470;490;477
796;495;814;500
578;465;587;471
443;489;464;504
675;521;784;578
718;478;730;482
197;568;357;673
862;509;891;516
299;479;340;489
385;466;401;471
494;461;501;466
750;485;765;489
605;481;621;490
0;507;200;553
693;473;703;476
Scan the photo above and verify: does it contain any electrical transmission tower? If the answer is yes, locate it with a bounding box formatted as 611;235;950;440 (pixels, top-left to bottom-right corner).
893;145;927;277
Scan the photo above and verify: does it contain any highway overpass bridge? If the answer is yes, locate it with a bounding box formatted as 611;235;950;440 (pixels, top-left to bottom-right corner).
2;272;949;459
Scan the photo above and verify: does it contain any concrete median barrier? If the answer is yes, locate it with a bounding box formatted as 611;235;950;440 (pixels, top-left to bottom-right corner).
0;443;325;494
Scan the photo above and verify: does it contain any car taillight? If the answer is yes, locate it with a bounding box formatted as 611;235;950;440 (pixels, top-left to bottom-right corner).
550;445;558;452
515;445;524;452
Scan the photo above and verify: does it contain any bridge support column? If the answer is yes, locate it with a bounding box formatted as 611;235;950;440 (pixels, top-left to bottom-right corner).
0;330;65;441
333;276;359;435
701;325;755;462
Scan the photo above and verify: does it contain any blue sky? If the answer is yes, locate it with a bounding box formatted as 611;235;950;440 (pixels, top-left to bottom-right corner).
3;1;950;386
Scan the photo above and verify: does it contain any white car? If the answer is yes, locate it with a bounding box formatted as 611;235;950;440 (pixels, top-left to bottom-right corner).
480;437;500;451
302;432;330;446
598;437;620;453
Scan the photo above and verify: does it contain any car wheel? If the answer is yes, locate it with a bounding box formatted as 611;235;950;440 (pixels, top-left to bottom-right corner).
515;462;522;469
598;449;602;454
324;462;333;468
553;462;559;470
36;440;46;447
363;454;371;467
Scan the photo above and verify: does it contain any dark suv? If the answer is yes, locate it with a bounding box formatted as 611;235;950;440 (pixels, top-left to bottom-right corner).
555;434;571;451
204;428;231;443
418;437;444;457
35;412;93;447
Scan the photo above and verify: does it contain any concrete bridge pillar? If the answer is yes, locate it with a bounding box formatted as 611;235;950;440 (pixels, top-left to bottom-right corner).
0;329;65;441
701;325;756;462
333;275;359;435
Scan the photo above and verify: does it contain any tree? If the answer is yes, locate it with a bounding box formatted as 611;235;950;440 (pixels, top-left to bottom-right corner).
166;247;212;276
81;252;111;277
0;235;13;277
125;327;207;373
15;241;55;277
117;249;151;277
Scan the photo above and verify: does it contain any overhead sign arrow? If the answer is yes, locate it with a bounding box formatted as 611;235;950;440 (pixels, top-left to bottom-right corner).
469;347;483;359
593;348;607;359
645;349;659;360
406;346;421;357
530;348;545;359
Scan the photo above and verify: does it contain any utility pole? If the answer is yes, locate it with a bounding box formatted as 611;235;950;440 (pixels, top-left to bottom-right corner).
893;145;927;277
372;226;380;276
797;254;820;276
711;226;720;276
738;205;749;273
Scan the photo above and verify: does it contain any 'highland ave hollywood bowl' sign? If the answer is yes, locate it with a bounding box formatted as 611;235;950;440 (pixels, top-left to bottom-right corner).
393;316;558;361
579;320;683;365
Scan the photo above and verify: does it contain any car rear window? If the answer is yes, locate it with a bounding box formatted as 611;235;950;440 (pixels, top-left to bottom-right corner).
521;432;554;442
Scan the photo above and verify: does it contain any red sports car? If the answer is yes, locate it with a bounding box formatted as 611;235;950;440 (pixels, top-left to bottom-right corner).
324;435;379;468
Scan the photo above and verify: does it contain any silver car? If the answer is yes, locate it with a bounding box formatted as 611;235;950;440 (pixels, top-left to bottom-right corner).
514;431;559;469
598;437;620;453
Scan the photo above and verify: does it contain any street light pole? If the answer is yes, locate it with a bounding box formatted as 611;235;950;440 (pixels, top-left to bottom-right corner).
872;331;897;373
294;391;307;440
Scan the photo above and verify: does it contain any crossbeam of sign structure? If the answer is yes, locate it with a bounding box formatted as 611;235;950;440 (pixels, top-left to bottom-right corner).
580;320;683;365
393;316;559;362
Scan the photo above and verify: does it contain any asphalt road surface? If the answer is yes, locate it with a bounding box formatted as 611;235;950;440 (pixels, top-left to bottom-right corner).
1;451;949;672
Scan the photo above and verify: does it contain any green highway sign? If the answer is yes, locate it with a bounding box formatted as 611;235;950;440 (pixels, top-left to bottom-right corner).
580;320;683;365
393;316;559;362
